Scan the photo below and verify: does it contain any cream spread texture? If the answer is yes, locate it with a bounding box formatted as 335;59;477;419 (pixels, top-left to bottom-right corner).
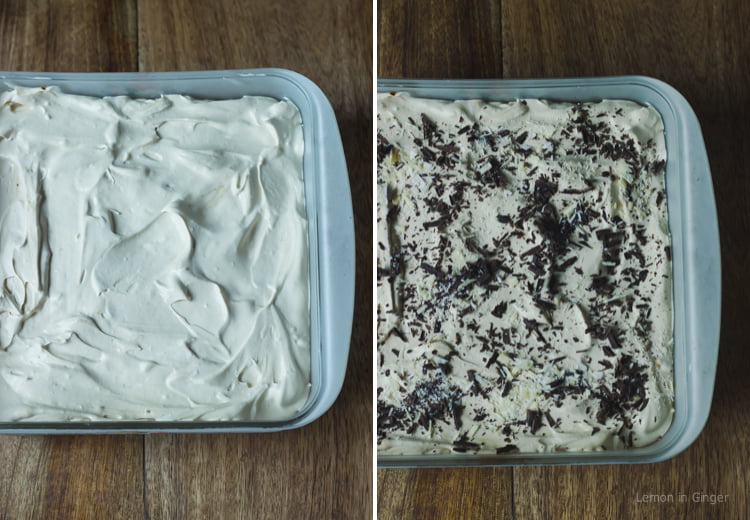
0;86;310;421
377;93;673;454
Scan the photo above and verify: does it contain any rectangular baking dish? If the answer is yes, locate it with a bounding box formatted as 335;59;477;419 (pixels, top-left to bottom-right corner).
377;76;720;466
0;68;354;434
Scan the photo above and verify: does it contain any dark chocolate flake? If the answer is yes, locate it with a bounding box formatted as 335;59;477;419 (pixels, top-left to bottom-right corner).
557;256;577;271
421;147;437;163
561;186;594;195
386;203;400;222
420;113;439;143
477;157;509;187
452;434;481;453
606;329;622;351
485;350;499;368
420;262;444;279
496;214;512;224
422;217;448;229
651;159;666;175
589;275;614;295
532;178;558;205
526;409;543;434
376;133;394;164
491;302;508;319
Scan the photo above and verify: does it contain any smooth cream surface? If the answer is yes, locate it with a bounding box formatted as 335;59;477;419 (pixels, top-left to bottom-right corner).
377;93;673;454
0;87;310;421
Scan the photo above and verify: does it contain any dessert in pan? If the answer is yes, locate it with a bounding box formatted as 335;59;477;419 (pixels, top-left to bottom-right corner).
0;86;310;422
377;92;673;454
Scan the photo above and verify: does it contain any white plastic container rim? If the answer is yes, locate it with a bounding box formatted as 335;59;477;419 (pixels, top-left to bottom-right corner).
0;68;355;434
377;75;721;466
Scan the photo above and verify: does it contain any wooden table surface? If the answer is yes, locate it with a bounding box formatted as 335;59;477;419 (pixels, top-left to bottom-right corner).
378;1;749;519
0;1;372;519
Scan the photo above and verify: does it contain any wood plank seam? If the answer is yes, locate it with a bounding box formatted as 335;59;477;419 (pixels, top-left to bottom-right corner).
142;437;148;520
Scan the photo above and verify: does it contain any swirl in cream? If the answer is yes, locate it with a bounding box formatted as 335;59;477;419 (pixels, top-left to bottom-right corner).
0;87;309;421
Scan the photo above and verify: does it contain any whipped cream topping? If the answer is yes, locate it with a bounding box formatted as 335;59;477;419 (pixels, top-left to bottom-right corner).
0;87;310;421
377;93;673;454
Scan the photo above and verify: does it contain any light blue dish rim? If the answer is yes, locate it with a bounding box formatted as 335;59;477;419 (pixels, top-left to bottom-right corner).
0;68;355;434
377;75;721;467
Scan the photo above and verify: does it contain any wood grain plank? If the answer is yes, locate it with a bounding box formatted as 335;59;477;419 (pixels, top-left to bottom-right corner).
0;0;137;72
0;436;144;520
502;1;750;518
0;2;143;520
378;0;503;78
40;436;144;520
0;437;51;520
138;1;372;518
378;468;514;520
147;431;342;519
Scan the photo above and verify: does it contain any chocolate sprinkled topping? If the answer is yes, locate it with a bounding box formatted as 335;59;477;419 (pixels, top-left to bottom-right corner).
377;94;672;455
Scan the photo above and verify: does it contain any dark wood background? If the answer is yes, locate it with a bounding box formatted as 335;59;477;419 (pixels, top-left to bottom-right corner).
378;1;749;519
0;1;372;519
